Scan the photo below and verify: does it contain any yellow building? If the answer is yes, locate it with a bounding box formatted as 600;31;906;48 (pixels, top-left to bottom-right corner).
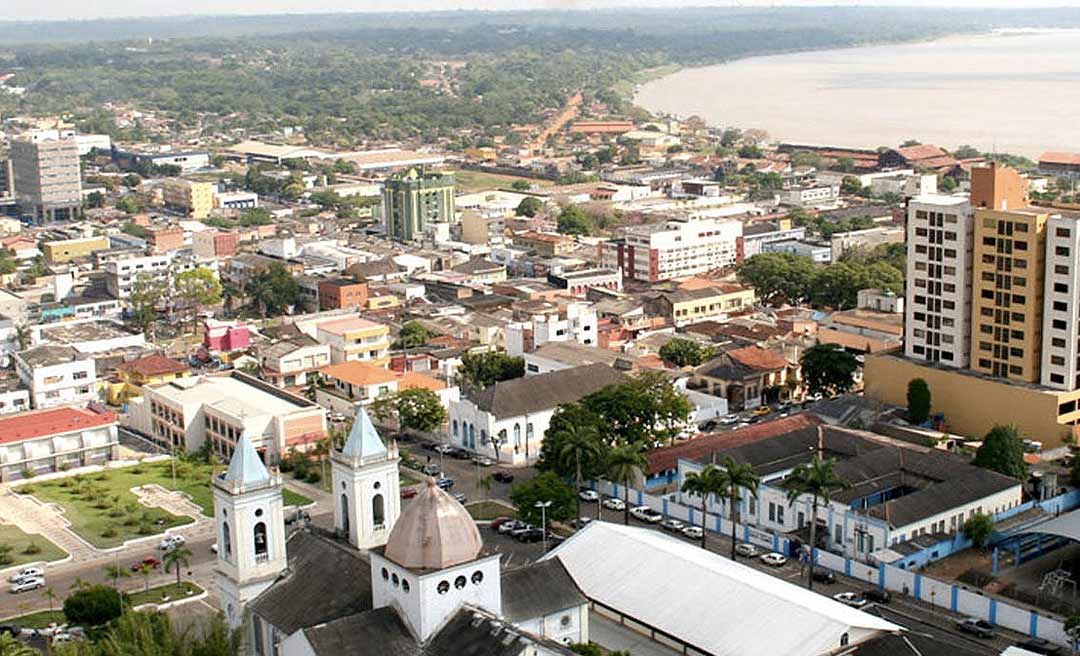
864;352;1080;448
163;179;215;219
108;354;191;405
43;236;110;263
315;316;392;366
645;284;755;327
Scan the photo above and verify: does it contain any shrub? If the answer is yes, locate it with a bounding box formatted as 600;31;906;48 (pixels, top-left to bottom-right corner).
100;527;117;538
20;469;35;480
305;470;322;485
22;543;42;555
138;523;153;535
59;478;74;488
63;585;124;626
19;484;35;494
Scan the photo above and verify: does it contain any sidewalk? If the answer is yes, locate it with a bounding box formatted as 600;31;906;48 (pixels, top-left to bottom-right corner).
0;489;95;563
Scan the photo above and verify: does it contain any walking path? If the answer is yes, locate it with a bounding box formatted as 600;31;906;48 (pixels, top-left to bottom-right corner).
0;489;95;562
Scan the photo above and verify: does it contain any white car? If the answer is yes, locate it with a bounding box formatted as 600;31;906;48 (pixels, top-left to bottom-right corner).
602;498;626;511
833;592;868;608
10;577;45;594
719;415;739;425
630;506;663;524
8;567;44;582
735;543;760;558
472;456;495;467
759;552;787;567
579;489;600;502
159;535;186;551
681;525;704;540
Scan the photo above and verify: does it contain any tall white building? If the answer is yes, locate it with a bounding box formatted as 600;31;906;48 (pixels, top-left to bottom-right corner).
600;217;742;282
1042;214;1080;390
904;195;974;368
331;407;401;550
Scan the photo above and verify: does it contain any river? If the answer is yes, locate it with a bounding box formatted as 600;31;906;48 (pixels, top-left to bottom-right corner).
634;30;1080;159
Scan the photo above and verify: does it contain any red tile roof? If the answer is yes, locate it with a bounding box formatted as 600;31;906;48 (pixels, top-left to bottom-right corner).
117;354;189;378
647;413;823;474
1041;152;1080;166
896;144;947;161
0;406;116;445
728;346;789;371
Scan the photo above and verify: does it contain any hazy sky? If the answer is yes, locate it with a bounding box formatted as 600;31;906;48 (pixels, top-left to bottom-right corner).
7;0;1080;22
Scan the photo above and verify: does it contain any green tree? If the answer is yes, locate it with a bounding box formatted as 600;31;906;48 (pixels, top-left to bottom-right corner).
396;321;432;349
939;175;958;193
963;512;994;550
163;546;192;587
63;584;124;626
511;180;532;192
0;634;36;656
738;144;763;159
117;195;141;214
973;425;1028;480
906;378;931;424
556;205;592;236
85;191;106;209
716;455;761;561
582;371;692;447
781;456;850;589
835;157;856;173
681;464;725;549
373;388;447;433
516;196;544;217
554;422;605;520
137;562;154;592
840;176;863;196
128;273;168;340
459;351;526;389
81;609;239;656
605;445;647;525
173;267;222;333
245;263;300;318
44;586;58;612
509;471;577;526
736;252;816;304
659;338;716;368
800;344;859;398
541;403;605;478
0;253;16;276
122;173;142;189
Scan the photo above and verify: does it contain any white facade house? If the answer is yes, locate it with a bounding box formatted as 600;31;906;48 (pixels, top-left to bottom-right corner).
104;252;209;300
779;184;840;208
600;216;742;282
904;195;974;368
14;345;97;409
505;302;598;357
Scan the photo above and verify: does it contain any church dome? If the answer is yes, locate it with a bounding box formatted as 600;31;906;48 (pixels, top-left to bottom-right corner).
384;478;483;570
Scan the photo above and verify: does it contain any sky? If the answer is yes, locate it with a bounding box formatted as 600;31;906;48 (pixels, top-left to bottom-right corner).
7;0;1080;22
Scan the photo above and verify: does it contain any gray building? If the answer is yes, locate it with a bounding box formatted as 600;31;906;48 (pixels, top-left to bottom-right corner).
383;168;455;242
0;159;13;199
11;136;82;223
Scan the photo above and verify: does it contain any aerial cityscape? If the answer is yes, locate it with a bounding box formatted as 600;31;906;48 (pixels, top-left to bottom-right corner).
3;3;1080;655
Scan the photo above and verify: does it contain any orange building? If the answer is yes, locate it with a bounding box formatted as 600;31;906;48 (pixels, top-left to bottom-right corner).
146;225;185;254
971;161;1028;211
318;278;369;311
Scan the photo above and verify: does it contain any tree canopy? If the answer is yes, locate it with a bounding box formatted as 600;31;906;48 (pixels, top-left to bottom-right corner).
516;196;544;217
244;263;300;318
459;351;525;389
973;424;1028;480
906;378;931;424
556;205;592;236
62;584;125;627
659;338;716;368
509;471;577;526
800;344;859;397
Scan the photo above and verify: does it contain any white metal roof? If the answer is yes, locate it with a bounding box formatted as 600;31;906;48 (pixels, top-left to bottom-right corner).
544;522;900;656
1027;508;1080;542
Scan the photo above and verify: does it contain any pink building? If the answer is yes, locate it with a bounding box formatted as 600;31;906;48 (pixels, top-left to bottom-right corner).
204;319;251;352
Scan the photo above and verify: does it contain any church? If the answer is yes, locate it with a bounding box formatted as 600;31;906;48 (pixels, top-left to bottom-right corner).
211;406;589;656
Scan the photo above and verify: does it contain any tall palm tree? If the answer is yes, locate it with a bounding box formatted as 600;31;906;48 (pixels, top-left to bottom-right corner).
716;455;761;561
164;546;193;587
554;423;604;521
605;445;647;526
781;457;850;590
681;464;725;549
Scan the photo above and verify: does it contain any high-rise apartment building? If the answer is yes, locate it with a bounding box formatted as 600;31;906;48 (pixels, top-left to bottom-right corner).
600;216;743;283
10;135;82;223
382;168;455;242
163;179;215;219
904;195;973;367
1041;214;1080;391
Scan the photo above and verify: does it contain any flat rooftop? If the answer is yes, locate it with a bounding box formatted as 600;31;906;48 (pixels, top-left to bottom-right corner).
153;372;312;418
40;320;140;344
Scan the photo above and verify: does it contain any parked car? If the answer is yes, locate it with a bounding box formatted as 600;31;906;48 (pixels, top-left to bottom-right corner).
735;543;760;558
833;592;867;608
472;456;495;467
433;444;454;454
489;517;514;530
450;448;471;460
158;535;186;551
1014;638;1060;655
752;406;771;417
812;570;836;584
421;464;440;476
492;472;515;484
10;577;45;594
956;618;995;639
861;589;891;604
572;517;593;529
452;492;467;504
498;520;525;535
579;489;600;502
630;506;663;524
8;567;44;583
516;528;545;543
327;412;347;423
719;414;739;425
681;526;704;540
759;552;787;567
602;498;626;511
510;524;537;538
436;477;454;490
131;557;161;572
401;487;419;499
660;519;686;533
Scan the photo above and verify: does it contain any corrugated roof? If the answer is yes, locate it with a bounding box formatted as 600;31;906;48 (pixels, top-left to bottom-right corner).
0;406;116;445
545;523;900;656
469;364;625;419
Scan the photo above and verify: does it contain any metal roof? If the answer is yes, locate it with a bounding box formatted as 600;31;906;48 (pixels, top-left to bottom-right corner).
223;433;271;486
1028;508;1080;543
341;407;387;459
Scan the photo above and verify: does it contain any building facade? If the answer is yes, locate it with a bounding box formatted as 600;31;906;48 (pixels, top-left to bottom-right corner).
600;217;742;283
13;345;98;409
383;169;455;242
0;406;119;481
163;179;215;219
10;135;82;223
1041;214;1080;390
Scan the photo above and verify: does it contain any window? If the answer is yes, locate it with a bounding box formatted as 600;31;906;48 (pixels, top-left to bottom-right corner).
1057;246;1071;257
1057;227;1072;238
472;571;484;585
1055;283;1070;294
401;579;410;593
392;573;399;587
253;522;267;559
455;575;467;589
382;568;389;580
222;522;232;559
372;494;385;527
452;420;458;437
437;580;450;595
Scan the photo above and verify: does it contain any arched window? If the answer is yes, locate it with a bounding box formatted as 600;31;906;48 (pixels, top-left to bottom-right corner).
480;430;488;450
221;521;232;559
513;424;521;446
437;580;450;595
340;494;350;535
452;420;459;437
472;571;484;585
468;424;476;448
526;423;534;443
253;522;268;560
454;575;466;589
372;494;385;527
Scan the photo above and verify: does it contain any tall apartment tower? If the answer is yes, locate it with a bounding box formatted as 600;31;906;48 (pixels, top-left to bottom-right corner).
10;135;82;223
1041;214;1080;390
968;164;1049;383
383;168;455;242
904;195;974;367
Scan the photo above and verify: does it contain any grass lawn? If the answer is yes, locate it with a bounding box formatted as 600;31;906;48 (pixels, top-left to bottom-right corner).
465;500;517;521
26;461;313;548
0;524;68;567
450;169;551;193
1;610;65;628
400;468;425;487
128;581;203;607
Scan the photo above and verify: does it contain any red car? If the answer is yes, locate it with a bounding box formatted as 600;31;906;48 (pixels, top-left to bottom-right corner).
489;517;514;530
401;487;419;499
132;557;160;571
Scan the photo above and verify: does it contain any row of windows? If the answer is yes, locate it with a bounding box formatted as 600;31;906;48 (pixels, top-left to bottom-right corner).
910;345;956;362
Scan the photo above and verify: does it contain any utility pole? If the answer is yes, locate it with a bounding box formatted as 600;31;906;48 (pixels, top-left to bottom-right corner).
535;500;552;553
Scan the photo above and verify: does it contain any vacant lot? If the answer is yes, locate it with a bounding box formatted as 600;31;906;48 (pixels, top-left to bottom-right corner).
451;169;550;193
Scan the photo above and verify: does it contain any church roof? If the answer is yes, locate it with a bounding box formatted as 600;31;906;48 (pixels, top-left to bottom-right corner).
341;406;387;459
499;559;586;623
249;530;373;635
222;433;270;486
384;478;483;571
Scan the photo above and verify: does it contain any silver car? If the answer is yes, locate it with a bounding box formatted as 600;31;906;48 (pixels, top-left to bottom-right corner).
10;577;45;594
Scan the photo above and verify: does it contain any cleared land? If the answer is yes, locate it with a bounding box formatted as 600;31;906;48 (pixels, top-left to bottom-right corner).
451;169;551;193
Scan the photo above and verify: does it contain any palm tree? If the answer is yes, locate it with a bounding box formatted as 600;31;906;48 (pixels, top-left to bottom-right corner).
68;577;91;592
137;562;154;592
681;464;725;549
605;445;647;526
164;546;193;587
782;457;850;590
716;455;761;561
554;423;604;521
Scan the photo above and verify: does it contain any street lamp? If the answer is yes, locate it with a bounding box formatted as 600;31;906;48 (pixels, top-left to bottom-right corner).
535;500;553;553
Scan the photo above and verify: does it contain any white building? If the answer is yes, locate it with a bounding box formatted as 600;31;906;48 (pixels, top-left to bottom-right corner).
904;195;974;368
0;405;119;481
600;216;742;283
505;302;598;356
830;225;905;262
779;184;840;208
1042;213;1080;390
13;345;97;409
104;252;206;300
870;173;937;198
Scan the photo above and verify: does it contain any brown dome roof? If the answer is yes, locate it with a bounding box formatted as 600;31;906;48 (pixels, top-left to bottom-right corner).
384;478;483;570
